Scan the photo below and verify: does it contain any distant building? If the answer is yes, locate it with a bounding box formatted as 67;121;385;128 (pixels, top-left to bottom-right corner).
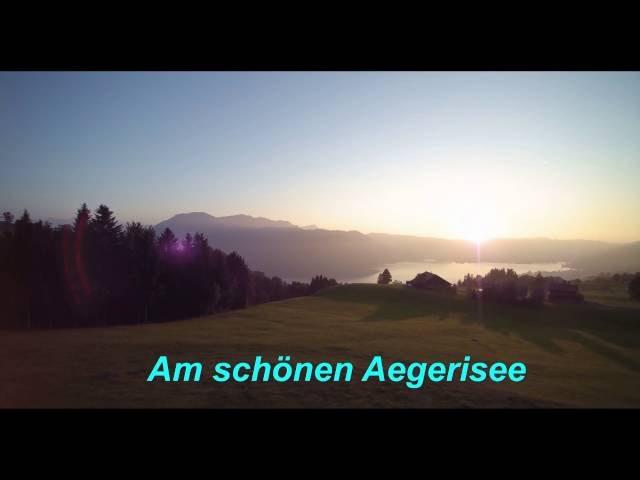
548;281;584;303
407;272;454;292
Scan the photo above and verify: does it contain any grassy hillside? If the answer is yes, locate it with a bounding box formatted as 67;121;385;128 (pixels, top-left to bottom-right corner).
1;284;640;408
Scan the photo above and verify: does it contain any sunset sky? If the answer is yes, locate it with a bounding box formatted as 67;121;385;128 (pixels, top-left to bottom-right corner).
1;72;639;242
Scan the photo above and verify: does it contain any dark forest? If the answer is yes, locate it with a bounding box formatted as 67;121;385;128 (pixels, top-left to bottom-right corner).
0;204;337;329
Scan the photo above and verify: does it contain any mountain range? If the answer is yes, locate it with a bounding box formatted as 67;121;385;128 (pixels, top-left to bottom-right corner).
155;212;640;281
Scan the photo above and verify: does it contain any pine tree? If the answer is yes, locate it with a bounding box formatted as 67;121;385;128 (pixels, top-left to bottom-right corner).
124;222;158;323
13;210;33;328
73;203;91;232
309;275;338;294
226;251;251;309
88;204;124;325
92;204;122;240
18;209;31;224
182;233;193;254
377;268;392;285
67;203;93;325
158;228;177;255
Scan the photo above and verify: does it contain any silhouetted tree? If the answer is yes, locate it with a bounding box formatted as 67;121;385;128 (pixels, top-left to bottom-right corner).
124;222;158;323
158;227;177;255
73;203;90;231
226;251;251;309
12;211;34;328
459;273;480;288
309;275;338;294
529;272;546;306
377;268;392;285
60;204;92;326
87;204;125;325
481;268;521;303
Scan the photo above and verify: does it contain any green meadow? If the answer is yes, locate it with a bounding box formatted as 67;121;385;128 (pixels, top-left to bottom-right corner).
1;284;640;408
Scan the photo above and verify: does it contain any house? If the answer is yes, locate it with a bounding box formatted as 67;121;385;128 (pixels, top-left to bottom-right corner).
406;271;454;292
548;280;584;303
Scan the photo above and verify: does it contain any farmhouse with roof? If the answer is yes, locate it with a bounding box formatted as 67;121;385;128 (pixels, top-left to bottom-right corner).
406;271;454;292
547;280;584;303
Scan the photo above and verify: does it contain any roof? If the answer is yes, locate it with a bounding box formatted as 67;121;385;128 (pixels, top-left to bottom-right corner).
407;271;452;289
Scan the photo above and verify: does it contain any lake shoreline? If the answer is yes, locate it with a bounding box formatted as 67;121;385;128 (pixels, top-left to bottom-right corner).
338;260;577;284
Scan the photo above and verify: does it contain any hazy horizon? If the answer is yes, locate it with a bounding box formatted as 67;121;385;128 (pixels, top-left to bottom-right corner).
2;72;639;243
13;209;636;245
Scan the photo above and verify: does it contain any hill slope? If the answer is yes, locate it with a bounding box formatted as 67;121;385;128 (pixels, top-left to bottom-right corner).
1;285;639;408
568;241;640;276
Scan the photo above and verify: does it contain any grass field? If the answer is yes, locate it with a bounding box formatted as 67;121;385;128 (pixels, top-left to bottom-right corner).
2;284;640;408
582;286;640;309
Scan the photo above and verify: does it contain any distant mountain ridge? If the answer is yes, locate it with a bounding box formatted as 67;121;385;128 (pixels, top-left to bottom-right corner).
156;212;297;232
154;212;637;281
155;212;373;280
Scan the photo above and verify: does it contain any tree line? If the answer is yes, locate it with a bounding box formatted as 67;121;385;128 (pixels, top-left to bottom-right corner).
457;269;640;304
0;205;337;330
456;268;581;305
576;272;640;300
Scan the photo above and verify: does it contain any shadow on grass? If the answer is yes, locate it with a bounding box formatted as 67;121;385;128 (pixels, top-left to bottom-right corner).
321;285;640;372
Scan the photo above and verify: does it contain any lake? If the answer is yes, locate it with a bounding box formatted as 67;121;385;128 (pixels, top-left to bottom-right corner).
341;261;576;284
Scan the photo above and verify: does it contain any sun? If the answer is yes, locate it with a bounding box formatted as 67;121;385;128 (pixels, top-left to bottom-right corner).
465;227;490;245
456;214;503;244
468;230;489;245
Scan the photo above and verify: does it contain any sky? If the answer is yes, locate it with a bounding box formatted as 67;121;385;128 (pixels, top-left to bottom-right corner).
1;71;639;242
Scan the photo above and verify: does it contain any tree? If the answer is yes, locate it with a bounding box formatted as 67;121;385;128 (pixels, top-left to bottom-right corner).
73;203;91;232
88;204;125;325
482;268;520;303
309;275;337;294
66;203;93;326
124;222;158;323
377;268;392;285
529;272;546;306
3;211;14;224
18;209;31;224
181;232;193;255
158;228;177;255
13;210;34;328
629;273;640;301
461;273;478;288
225;251;252;309
92;204;122;240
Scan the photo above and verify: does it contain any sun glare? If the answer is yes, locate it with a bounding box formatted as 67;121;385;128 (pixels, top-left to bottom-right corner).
469;230;489;245
457;214;503;245
463;228;489;245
